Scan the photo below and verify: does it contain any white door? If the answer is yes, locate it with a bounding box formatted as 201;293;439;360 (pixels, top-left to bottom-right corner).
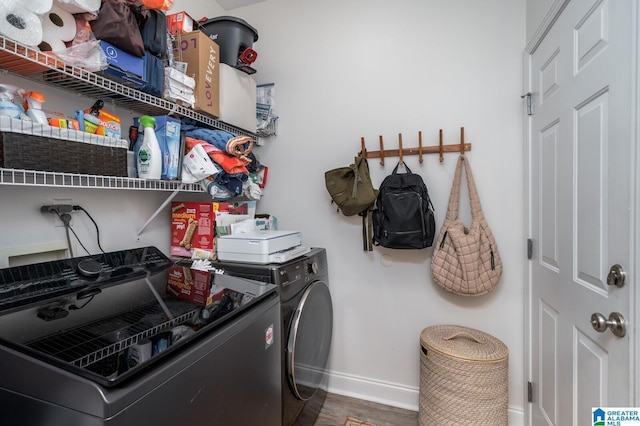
527;0;636;425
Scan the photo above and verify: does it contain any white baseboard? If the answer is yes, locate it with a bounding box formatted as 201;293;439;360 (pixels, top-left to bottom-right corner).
324;369;420;412
324;369;525;425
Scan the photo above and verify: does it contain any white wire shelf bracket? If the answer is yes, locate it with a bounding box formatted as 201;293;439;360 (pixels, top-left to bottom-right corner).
0;36;257;142
0;168;202;192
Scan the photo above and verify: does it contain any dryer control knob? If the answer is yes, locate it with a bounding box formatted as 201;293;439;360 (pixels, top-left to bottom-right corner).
309;261;319;275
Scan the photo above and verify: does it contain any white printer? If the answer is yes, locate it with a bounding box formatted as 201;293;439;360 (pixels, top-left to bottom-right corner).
216;230;310;263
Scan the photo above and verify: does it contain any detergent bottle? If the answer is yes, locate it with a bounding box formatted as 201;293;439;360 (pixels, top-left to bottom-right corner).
136;115;162;180
23;92;48;125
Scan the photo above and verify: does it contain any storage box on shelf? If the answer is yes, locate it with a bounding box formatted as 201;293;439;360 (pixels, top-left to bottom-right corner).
173;31;221;118
219;63;257;132
98;40;146;89
167;11;198;35
0;117;128;176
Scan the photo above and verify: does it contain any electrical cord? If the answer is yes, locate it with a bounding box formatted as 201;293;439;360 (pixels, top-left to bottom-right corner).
56;212;91;257
73;205;106;254
58;213;74;258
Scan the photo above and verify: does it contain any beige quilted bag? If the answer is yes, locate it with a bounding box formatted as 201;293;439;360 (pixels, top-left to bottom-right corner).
431;155;502;296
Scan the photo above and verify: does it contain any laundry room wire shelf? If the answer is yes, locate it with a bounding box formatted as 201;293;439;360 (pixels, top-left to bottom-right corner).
0;168;202;191
0;36;257;142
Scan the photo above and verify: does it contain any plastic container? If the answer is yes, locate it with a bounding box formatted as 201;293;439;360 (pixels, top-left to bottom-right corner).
24;92;48;125
136;115;162;180
0;84;25;119
199;16;258;67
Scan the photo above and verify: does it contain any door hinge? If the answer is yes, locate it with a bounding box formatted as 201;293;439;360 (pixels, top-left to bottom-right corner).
527;238;533;260
528;381;533;403
521;92;534;115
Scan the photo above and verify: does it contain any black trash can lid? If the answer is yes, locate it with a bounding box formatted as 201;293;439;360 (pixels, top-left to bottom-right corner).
200;16;259;42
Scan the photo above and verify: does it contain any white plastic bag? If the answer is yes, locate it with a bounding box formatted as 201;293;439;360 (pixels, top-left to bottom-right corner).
54;40;107;72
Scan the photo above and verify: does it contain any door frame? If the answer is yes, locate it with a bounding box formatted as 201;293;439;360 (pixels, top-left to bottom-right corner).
522;0;640;423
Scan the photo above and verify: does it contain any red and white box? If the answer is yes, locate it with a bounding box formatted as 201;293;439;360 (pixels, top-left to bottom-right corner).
167;11;197;35
166;265;227;306
171;202;215;258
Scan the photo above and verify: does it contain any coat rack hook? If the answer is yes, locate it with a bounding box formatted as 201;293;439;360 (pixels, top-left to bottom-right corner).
398;133;404;165
418;131;423;163
459;127;465;155
378;135;385;166
361;137;366;156
439;129;444;163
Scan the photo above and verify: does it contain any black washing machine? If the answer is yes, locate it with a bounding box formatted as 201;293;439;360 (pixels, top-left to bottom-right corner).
214;248;333;425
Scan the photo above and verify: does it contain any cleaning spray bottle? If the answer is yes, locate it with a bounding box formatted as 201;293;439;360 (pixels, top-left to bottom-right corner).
0;84;25;119
136;115;162;180
23;92;48;125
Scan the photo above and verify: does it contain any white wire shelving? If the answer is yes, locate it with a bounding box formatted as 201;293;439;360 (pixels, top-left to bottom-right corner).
0;168;202;192
0;36;257;140
0;36;248;192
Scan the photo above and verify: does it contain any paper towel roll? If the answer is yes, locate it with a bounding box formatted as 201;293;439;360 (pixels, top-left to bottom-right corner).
55;0;100;14
0;0;43;47
39;4;76;52
25;0;53;14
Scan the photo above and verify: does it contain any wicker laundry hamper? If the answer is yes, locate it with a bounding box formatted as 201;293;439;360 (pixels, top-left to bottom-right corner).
419;325;509;426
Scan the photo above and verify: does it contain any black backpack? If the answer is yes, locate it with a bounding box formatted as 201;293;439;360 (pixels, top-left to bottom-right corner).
141;52;164;98
372;162;435;249
140;9;169;59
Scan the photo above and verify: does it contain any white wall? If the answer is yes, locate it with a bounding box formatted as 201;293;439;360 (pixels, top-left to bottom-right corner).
0;0;527;422
175;0;527;420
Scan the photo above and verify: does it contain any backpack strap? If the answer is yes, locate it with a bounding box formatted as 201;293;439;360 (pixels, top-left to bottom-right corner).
360;207;374;251
362;213;367;251
350;162;360;198
392;162;413;175
367;207;373;251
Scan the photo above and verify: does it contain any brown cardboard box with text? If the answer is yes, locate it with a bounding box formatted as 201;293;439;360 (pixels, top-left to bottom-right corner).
173;31;220;118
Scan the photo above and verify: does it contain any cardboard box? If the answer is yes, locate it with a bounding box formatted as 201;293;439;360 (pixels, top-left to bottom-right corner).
167;11;197;35
98;41;145;89
219;63;257;132
84;108;121;139
173;31;220;118
171;202;216;258
166;265;228;306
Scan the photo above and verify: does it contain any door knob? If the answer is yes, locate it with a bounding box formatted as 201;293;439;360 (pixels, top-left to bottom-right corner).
607;264;626;288
590;312;626;337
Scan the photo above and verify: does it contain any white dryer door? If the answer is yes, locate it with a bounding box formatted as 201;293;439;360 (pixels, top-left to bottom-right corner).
286;280;333;400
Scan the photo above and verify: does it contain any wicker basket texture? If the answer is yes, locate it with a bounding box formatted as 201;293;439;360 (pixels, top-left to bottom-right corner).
0;132;127;177
419;325;509;426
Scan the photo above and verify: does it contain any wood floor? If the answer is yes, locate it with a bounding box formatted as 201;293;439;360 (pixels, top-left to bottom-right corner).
313;393;418;426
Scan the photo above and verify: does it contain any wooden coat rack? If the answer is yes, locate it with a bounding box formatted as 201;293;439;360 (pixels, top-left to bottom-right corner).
360;127;472;165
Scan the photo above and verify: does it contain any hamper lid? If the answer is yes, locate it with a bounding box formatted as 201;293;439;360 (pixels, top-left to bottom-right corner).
420;325;508;362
